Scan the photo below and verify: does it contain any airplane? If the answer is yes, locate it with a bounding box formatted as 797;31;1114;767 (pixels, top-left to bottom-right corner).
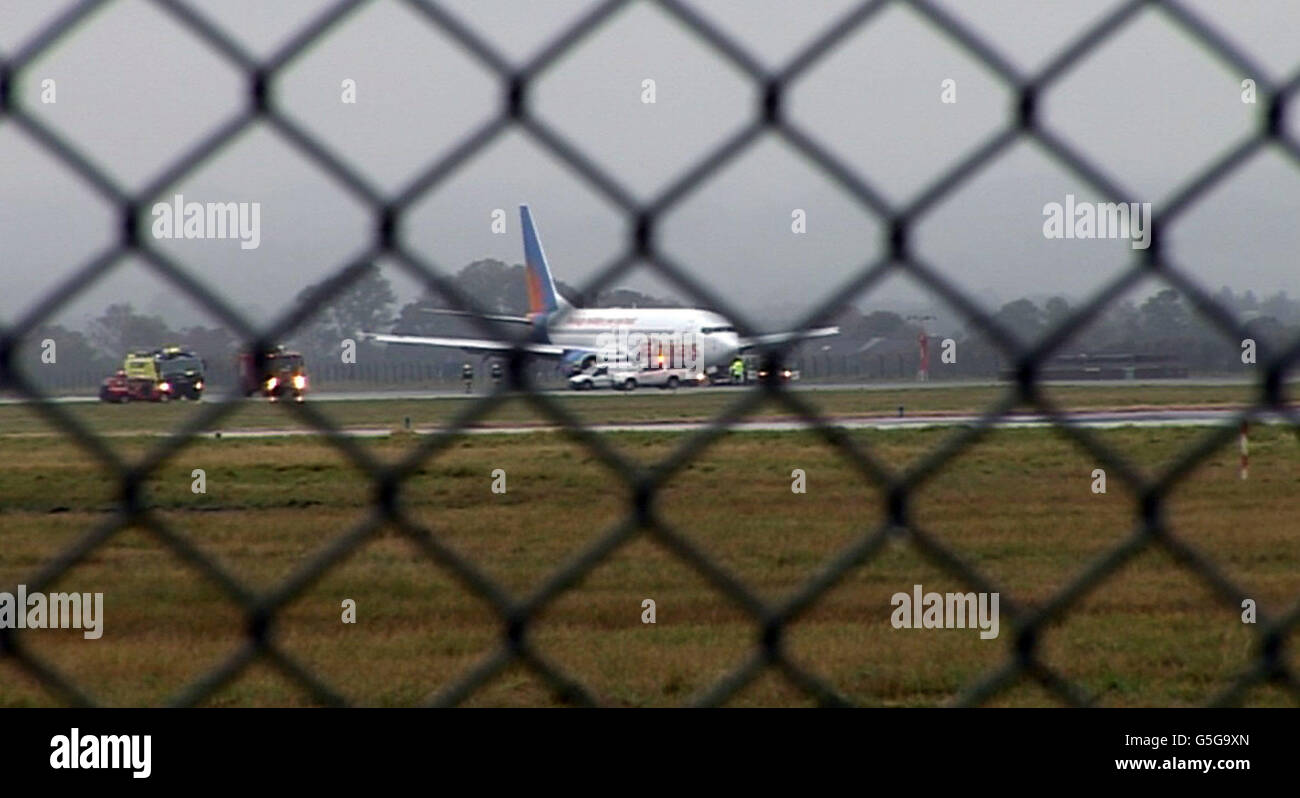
361;205;839;376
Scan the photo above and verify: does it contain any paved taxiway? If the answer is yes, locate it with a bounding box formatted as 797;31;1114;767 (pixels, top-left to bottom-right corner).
0;380;1287;439
131;407;1294;440
0;377;1267;406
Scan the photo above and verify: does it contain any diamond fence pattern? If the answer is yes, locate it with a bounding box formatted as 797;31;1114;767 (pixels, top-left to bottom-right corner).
1;0;1299;707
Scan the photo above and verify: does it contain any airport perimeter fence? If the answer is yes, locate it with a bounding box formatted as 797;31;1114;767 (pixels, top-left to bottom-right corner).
11;351;935;394
10;359;568;394
1;0;1299;707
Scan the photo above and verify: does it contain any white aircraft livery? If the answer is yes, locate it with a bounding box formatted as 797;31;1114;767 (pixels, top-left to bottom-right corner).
362;205;839;374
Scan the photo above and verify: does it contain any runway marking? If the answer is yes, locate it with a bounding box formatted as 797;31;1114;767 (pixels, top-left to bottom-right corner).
0;408;1289;439
0;377;1281;405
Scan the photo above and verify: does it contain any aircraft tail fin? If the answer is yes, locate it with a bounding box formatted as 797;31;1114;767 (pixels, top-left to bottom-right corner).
520;205;569;315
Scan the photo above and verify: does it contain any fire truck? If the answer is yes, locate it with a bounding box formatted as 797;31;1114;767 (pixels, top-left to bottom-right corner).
237;346;309;401
99;347;206;403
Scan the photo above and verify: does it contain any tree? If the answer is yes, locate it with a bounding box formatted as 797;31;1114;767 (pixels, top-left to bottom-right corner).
291;264;396;361
993;298;1045;343
1138;289;1190;341
328;263;396;337
1213;286;1240;317
858;311;907;337
1044;296;1071;330
1086;299;1140;352
17;324;114;379
175;325;237;358
175;325;239;384
451;259;529;314
1259;291;1297;325
591;288;678;308
1243;315;1286;354
87;303;176;357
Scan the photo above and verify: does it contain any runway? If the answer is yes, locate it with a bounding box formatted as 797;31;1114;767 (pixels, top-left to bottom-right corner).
0;380;962;404
0;380;1288;440
0;376;1265;405
175;406;1286;440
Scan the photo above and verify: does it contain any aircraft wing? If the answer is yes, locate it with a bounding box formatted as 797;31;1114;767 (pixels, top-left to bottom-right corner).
419;308;533;325
736;326;840;351
361;332;569;357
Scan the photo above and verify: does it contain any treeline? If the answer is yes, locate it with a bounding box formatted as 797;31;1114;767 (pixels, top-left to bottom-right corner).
942;288;1296;376
10;257;1296;392
14;310;240;391
9;259;679;391
817;287;1295;379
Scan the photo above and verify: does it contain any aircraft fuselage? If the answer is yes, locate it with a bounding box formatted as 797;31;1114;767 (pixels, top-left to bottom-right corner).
543;307;741;372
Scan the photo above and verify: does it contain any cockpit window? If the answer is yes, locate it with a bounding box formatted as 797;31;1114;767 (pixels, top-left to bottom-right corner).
701;326;736;334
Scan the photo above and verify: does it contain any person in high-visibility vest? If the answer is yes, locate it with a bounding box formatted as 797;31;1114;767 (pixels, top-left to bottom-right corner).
461;362;474;393
490;361;503;386
730;357;745;384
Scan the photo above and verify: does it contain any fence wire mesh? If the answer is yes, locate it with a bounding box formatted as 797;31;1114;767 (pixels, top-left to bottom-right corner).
1;0;1299;707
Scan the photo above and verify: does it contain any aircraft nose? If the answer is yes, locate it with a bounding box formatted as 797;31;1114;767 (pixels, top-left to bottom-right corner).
707;332;740;361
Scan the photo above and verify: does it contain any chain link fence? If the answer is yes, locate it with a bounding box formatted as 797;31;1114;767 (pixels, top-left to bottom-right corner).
1;0;1298;707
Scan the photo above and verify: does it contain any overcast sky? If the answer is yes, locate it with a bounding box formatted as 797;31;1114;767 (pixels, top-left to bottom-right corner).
2;0;1298;336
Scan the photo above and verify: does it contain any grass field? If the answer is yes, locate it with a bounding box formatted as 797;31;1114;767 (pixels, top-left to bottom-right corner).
0;380;1278;438
2;419;1297;707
